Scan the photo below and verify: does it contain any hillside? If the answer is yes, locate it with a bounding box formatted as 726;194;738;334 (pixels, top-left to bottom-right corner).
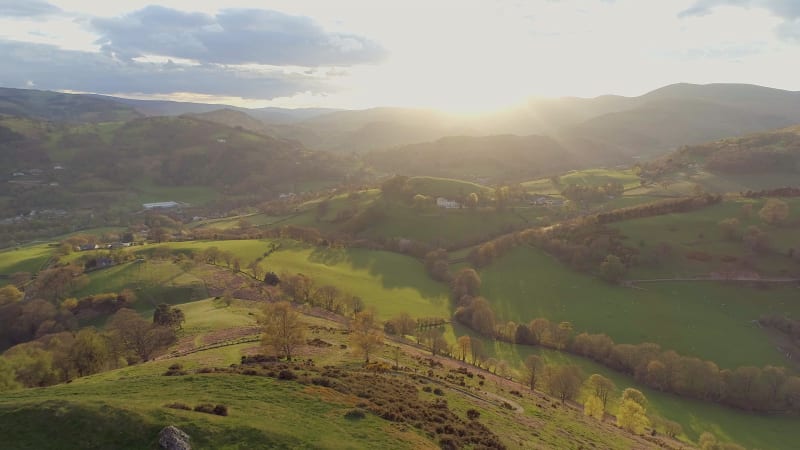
564;98;794;158
0;88;141;124
365;135;574;183
0;115;348;244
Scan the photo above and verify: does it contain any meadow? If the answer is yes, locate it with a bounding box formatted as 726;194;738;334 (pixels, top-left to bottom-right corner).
478;246;800;369
150;240;451;321
455;324;800;450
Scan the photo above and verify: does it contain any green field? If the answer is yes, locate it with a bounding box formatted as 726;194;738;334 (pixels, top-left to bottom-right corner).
610;198;800;278
0;243;54;277
479;246;800;369
405;176;492;198
148;240;450;321
454;324;800;450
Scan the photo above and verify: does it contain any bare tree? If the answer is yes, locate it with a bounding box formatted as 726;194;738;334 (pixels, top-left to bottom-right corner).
260;301;305;360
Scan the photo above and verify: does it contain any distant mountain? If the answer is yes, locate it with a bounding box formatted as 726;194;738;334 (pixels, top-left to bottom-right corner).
365;134;573;183
0;115;346;213
93;95;337;124
562;97;795;158
0;88;141;123
651;124;800;176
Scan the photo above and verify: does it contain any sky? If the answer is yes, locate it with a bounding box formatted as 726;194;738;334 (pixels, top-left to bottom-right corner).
1;0;799;112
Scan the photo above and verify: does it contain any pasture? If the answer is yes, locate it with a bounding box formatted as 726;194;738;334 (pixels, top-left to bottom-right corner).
478;246;800;369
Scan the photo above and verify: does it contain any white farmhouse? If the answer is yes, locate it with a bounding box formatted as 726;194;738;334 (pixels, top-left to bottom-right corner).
436;197;460;209
143;201;180;210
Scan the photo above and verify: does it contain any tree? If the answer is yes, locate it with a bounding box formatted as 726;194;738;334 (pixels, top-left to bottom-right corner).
457;335;471;361
546;365;584;404
698;432;718;450
264;271;280;286
584;395;604;420
248;260;264;280
260;301;305;361
0;357;20;392
616;398;649;434
0;285;23;306
470;338;487;366
621;388;648;408
387;312;416;337
351;310;384;363
524;355;544;391
451;268;481;303
465;192;479;209
587;374;616;408
349;296;365;316
316;285;340;311
107;308;175;362
153;304;185;329
68;328;111;377
759;198;789;226
743;226;770;253
718;218;740;241
600;254;626;283
413;194;432;211
661;419;683;439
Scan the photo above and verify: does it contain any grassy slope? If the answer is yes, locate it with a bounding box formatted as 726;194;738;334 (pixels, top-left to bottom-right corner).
0;243;53;276
455;324;799;450
480;245;800;369
610;198;800;278
0;298;679;450
152;240;450;321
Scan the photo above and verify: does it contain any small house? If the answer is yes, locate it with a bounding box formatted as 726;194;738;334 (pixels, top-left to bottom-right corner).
143;201;180;210
436;197;460;209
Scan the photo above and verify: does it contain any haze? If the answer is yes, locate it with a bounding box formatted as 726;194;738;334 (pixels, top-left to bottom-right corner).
2;0;800;112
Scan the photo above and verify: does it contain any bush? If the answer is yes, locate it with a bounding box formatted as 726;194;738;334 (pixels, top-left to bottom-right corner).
466;409;480;420
193;403;216;414
164;402;191;411
344;408;366;420
163;363;188;376
433;388;444;396
193;403;228;416
278;370;297;380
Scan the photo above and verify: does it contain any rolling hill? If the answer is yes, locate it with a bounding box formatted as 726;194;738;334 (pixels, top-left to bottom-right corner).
0;88;141;124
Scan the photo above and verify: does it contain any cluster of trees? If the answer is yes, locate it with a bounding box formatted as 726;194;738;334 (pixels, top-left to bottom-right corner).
0;306;182;391
594;194;722;224
279;272;364;316
743;187;800;198
515;318;800;413
759;314;800;343
448;273;800;414
561;181;624;204
61;289;136;317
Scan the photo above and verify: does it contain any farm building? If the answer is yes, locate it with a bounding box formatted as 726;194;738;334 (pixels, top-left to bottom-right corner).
436;197;460;209
143;201;180;210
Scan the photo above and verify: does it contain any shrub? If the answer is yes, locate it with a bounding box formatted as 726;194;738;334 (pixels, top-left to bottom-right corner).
278;370;297;380
344;408;366;420
466;409;480;420
213;404;228;416
193;403;216;414
165;402;191;411
433;388;444;396
163;363;188;376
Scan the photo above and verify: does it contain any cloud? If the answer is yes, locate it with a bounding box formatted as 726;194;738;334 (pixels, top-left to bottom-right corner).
0;0;61;17
90;6;386;66
0;39;331;100
679;0;800;19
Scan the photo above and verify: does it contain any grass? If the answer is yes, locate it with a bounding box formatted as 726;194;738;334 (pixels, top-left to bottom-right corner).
146;240;450;321
0;362;425;449
454;324;800;450
610;198;800;278
478;246;800;370
405;176;492;198
0;242;54;277
131;178;219;207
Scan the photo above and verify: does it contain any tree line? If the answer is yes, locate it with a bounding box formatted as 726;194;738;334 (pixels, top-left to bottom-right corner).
447;268;800;414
